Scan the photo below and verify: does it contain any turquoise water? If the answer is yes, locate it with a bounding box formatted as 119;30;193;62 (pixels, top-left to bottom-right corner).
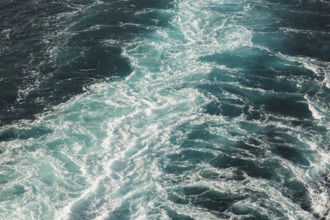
0;0;329;219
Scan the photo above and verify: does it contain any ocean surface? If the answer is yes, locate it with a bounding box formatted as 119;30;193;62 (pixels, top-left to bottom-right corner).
0;0;329;219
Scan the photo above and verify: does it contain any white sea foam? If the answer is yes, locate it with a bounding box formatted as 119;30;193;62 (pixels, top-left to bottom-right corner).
1;0;330;219
305;96;323;120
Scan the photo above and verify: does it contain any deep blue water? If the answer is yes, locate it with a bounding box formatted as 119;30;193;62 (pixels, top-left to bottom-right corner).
0;0;329;219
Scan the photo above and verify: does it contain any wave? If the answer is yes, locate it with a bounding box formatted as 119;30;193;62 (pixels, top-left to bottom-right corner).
0;0;329;219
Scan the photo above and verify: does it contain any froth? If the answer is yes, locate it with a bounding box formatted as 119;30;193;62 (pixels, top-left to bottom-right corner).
1;0;329;219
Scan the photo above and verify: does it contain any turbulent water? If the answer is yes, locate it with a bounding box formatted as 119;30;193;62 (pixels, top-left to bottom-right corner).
0;0;330;219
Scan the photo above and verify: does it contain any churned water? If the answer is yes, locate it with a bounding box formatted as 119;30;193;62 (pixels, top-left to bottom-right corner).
0;0;329;219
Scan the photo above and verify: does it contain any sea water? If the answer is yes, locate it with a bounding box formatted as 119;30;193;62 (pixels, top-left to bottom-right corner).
0;0;329;219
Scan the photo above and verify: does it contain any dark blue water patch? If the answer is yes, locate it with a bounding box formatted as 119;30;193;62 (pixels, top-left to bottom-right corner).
253;31;330;62
258;125;298;144
283;179;312;211
199;167;246;183
200;47;318;79
0;1;92;126
68;0;173;34
199;77;312;120
187;129;215;141
248;1;330;61
264;0;330;31
163;159;198;175
272;144;310;166
164;150;215;175
261;95;311;119
256;125;313;165
168;186;246;218
205;154;311;213
270;163;313;213
0;80;18;106
206;68;239;84
210;155;274;180
231;194;281;220
24;45;131;108
167;127;269;180
163;207;194;220
249;1;330;31
238;188;295;219
170;121;314;175
239;75;300;94
199;48;325;116
55;46;130;78
0;0;50;124
0;125;52;142
167;149;215;164
236;140;266;158
290;119;315;129
205;101;243;118
180;137;234;152
197;84;260;119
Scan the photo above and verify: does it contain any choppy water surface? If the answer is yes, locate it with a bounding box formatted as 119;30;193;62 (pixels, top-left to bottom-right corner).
0;0;329;219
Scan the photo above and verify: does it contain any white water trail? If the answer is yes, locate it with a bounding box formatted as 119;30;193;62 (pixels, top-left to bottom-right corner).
0;0;329;219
